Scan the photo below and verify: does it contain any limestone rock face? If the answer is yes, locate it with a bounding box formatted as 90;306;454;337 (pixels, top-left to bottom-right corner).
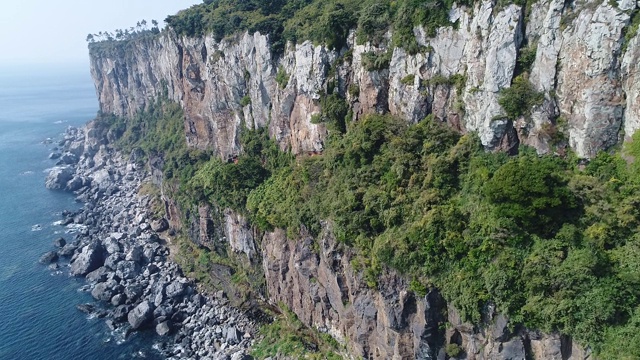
90;0;640;158
556;1;629;158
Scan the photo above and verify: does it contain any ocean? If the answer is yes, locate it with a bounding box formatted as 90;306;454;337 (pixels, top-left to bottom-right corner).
0;65;163;359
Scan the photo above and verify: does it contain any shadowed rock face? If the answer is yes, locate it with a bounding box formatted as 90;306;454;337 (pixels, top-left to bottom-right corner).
261;222;592;360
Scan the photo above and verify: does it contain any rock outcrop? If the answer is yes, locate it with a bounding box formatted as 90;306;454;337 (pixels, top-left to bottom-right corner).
261;222;593;360
91;0;639;159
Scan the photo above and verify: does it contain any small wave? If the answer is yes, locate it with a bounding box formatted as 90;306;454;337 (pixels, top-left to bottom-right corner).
43;165;68;173
65;223;87;234
19;171;34;176
31;224;42;231
53;120;67;124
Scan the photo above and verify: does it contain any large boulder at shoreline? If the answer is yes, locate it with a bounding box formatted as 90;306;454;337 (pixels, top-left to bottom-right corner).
66;176;84;192
45;167;74;190
70;242;105;276
53;237;66;248
58;243;77;257
38;251;58;264
128;300;154;329
91;281;115;302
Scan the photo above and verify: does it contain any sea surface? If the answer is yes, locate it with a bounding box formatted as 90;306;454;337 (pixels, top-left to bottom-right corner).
0;65;163;359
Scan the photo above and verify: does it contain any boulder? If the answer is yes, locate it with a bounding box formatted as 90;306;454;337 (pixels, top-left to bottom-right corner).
128;300;154;330
85;267;109;284
76;303;96;314
111;293;126;306
115;260;140;280
124;283;144;303
125;246;143;263
70;242;105;276
112;305;131;322
103;237;121;254
60;152;78;165
104;253;122;270
91;282;115;302
156;321;171;336
45;167;74;190
150;218;169;232
53;237;66;248
165;281;186;299
39;251;58;264
226;326;242;345
66;176;84;192
58;243;77;257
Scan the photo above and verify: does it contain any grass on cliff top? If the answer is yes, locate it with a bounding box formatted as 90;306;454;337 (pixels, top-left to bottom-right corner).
164;0;473;55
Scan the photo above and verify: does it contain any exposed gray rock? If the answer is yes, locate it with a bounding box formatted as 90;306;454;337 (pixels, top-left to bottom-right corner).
128;300;154;330
91;281;115;302
150;218;169;232
66;176;84;191
165;281;186;299
39;251;58;264
58;243;77;257
70;242;104;276
115;260;140;280
45;167;74;190
86;266;109;284
156;321;171;336
53;237;66;248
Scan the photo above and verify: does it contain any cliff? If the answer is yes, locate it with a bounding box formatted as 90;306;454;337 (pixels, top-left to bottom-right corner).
86;0;640;358
91;0;640;160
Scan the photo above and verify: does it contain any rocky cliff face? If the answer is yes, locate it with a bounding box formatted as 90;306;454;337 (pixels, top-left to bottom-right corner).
87;0;638;357
261;222;594;360
91;0;640;159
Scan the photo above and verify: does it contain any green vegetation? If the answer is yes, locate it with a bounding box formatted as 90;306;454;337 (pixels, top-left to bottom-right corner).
240;95;251;107
400;74;416;85
361;50;392;71
275;65;290;89
498;73;544;120
164;0;469;54
445;343;463;358
251;306;344;359
310;93;350;133
243;114;640;355
424;74;467;94
96;83;640;357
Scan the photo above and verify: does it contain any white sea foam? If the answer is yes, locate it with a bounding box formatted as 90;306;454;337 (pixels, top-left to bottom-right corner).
31;224;42;231
65;223;87;234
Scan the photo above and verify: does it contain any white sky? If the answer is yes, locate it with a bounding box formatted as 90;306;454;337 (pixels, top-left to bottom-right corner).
0;0;201;67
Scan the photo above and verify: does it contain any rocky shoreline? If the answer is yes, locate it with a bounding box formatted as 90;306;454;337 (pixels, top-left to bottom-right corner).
41;125;256;360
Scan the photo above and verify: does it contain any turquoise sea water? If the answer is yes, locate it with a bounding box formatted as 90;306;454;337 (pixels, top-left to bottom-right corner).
0;65;162;359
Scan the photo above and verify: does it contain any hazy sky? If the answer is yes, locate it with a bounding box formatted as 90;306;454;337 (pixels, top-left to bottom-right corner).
0;0;201;67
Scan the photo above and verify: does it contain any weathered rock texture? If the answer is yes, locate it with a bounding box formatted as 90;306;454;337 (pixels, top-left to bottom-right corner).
86;0;640;357
261;222;592;360
91;0;639;159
